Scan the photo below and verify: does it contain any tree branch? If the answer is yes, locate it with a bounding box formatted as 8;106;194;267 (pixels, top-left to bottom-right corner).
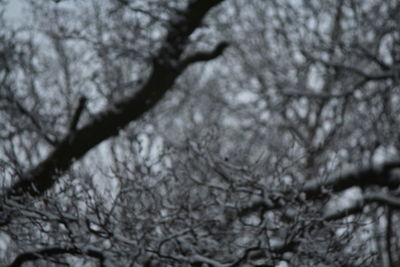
8;246;106;267
302;161;400;200
237;161;400;218
4;0;226;199
7;92;58;146
323;192;400;221
303;51;395;81
238;191;400;258
68;95;87;132
179;41;229;69
364;192;400;209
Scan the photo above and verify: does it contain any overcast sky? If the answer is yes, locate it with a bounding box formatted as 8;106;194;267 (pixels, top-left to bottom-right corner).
3;0;24;23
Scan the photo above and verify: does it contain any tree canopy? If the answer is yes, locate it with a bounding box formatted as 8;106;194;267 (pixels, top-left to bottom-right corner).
1;0;400;266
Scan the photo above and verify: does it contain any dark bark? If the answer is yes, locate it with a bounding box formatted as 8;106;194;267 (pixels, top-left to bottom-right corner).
238;161;400;218
8;247;105;267
4;0;227;199
302;161;400;199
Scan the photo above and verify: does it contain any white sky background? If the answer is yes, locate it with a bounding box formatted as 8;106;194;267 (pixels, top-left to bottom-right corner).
3;0;25;23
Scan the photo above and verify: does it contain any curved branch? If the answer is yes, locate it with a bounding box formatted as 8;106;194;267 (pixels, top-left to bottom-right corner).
302;161;400;200
180;41;229;69
8;246;105;267
237;161;400;218
6;92;58;146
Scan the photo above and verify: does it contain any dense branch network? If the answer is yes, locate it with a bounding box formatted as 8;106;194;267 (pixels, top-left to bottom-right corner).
3;0;228;200
2;0;400;265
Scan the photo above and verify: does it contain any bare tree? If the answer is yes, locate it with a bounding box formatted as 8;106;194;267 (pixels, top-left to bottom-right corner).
1;0;400;266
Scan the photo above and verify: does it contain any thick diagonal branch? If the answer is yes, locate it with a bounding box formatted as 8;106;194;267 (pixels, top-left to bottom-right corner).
5;0;226;199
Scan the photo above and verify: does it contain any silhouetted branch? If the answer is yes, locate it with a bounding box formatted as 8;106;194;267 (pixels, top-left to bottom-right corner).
68;95;87;132
8;246;106;267
238;161;400;218
302;161;400;199
4;0;226;199
322;192;400;221
180;41;229;69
